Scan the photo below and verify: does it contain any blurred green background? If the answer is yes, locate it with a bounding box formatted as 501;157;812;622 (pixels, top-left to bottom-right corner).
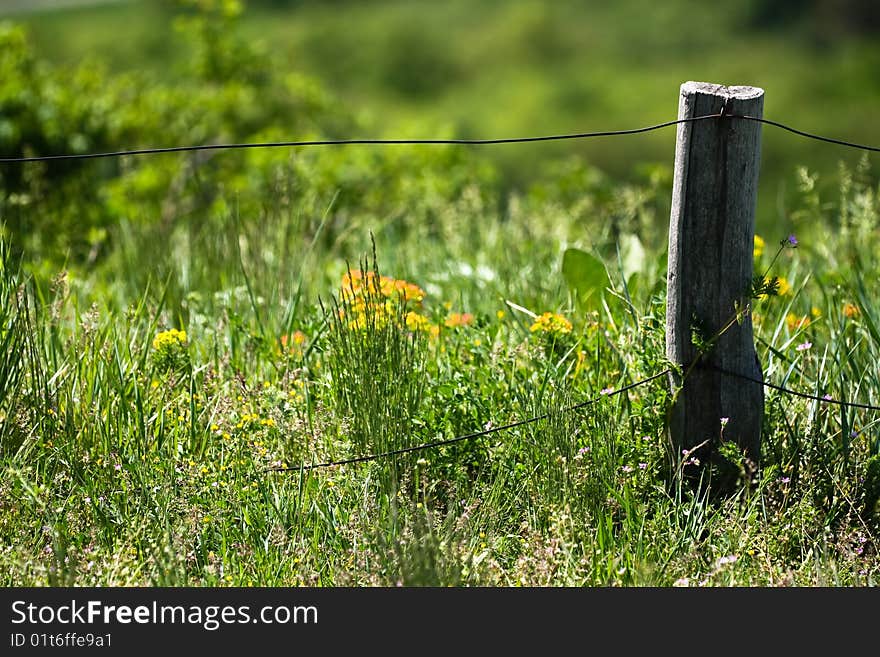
2;0;879;251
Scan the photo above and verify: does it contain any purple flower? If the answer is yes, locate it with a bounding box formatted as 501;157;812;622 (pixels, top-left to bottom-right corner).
622;465;634;474
822;394;833;402
600;387;613;396
720;417;730;427
786;234;798;247
796;341;812;351
638;462;648;470
780;476;791;484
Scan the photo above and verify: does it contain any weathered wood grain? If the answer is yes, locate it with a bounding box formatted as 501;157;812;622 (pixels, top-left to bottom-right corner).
666;81;765;490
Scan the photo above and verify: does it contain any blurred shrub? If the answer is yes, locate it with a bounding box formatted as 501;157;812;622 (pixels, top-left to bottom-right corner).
0;0;495;269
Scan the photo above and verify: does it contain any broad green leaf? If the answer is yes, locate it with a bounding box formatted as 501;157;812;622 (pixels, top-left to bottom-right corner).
618;233;646;282
562;247;608;307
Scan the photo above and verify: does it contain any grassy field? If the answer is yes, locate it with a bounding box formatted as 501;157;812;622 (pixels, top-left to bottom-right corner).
1;158;879;586
0;1;878;586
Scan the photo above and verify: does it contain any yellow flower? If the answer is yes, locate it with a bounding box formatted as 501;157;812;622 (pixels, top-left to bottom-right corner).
573;349;587;378
753;235;765;259
152;328;187;350
530;312;573;336
776;277;791;296
405;311;431;332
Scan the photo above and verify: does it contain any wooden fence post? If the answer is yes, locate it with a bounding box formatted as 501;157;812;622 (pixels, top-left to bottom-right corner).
666;81;764;492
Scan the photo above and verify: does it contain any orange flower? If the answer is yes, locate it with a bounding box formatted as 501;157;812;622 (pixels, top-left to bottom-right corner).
843;302;860;318
786;312;811;332
280;330;307;353
444;312;475;328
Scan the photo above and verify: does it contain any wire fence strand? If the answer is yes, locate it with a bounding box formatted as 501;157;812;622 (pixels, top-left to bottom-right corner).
2;113;878;164
709;363;880;411
0;115;722;164
266;368;671;473
731;115;880;153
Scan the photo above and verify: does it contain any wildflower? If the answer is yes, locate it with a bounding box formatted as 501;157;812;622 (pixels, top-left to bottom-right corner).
622;465;635;474
780;476;791;484
444;312;475;328
822;394;833;402
717;555;738;566
786;313;811;332
279;330;307;354
796;341;812;352
340;270;425;307
151;328;189;372
785;234;798;248
530;312;572;336
496;310;505;320
404;311;431;332
843;303;860;318
638;463;648;470
152;328;187;351
753;234;765;259
600;387;613;395
573;349;587;378
720;417;730;428
776;277;792;296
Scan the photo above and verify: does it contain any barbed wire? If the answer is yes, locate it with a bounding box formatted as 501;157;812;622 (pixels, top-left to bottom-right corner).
1;113;878;164
709;363;880;411
266;368;671;473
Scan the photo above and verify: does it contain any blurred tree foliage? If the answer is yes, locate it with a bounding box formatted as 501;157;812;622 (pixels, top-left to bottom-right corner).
746;0;880;37
0;0;494;267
